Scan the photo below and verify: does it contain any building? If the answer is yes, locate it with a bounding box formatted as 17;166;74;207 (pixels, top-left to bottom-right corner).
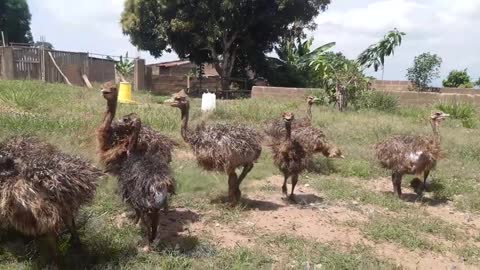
147;60;219;77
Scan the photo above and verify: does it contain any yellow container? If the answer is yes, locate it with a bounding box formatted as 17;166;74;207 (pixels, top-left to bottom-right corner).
118;82;136;104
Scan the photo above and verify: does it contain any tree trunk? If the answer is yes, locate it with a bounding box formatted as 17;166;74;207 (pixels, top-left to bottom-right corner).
211;34;239;96
336;83;347;111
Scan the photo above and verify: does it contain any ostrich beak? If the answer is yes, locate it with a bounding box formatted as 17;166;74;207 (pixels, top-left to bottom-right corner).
339;155;345;159
163;97;175;104
101;88;112;94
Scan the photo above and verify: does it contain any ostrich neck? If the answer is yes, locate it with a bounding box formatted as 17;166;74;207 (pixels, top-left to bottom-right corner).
102;99;117;130
180;105;190;142
306;103;312;122
285;122;292;140
430;120;441;144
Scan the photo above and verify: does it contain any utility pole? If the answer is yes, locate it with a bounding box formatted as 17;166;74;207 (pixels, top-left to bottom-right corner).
1;31;6;47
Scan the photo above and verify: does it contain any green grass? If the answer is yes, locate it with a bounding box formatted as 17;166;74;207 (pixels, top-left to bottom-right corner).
1;80;480;268
263;234;397;269
435;100;477;128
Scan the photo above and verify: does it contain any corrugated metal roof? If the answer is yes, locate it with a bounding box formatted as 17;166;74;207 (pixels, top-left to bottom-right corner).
148;60;191;68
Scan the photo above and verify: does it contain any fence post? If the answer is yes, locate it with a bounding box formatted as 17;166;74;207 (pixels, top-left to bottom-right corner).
2;47;14;79
134;58;145;91
145;66;152;90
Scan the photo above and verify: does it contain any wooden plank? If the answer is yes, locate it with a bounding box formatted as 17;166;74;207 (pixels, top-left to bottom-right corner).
82;74;93;88
48;51;72;85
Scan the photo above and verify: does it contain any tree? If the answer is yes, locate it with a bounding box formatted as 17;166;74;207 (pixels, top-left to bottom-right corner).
442;69;473;88
406;53;442;91
475;78;480;87
34;41;54;50
121;0;331;90
358;28;405;79
310;52;370;111
0;0;33;44
264;38;335;87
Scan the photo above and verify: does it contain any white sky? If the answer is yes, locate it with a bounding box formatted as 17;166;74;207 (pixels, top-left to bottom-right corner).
27;0;479;85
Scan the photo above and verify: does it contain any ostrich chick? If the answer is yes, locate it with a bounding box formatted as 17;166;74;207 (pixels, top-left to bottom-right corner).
166;90;262;205
0;136;102;268
117;116;176;252
375;111;449;198
264;96;320;140
270;112;308;201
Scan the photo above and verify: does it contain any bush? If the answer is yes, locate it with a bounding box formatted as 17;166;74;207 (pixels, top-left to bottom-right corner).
353;91;399;112
435;101;477;128
443;69;472;88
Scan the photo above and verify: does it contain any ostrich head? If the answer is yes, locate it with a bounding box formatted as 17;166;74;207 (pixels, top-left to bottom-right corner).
430;111;449;123
165;90;189;109
282;112;295;122
101;81;118;102
306;96;320;105
323;144;345;159
0;153;16;177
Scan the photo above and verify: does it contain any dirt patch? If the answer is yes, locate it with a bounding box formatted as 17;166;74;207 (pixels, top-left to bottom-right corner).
174;149;196;161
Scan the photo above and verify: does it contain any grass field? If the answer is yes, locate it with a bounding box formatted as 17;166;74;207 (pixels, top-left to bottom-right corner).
0;80;479;269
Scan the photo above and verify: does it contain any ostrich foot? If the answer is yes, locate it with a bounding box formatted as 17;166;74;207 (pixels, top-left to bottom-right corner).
282;185;288;196
287;194;297;203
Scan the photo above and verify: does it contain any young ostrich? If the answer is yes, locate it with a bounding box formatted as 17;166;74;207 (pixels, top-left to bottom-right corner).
264;96;344;159
117;117;176;252
0;136;102;267
375;111;449;198
166;90;262;204
96;81;177;174
264;96;320;139
270;112;308;201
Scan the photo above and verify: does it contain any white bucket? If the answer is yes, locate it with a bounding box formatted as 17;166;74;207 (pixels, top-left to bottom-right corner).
201;92;216;112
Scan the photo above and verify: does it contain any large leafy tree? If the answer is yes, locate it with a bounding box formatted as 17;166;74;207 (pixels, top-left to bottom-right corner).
406;53;442;91
121;0;331;89
357;28;405;79
442;69;473;88
0;0;33;44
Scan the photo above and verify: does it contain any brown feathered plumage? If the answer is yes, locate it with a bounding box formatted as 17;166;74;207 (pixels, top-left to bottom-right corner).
264;96;319;139
0;136;102;266
375;111;449;197
264;96;343;159
270;112;308;201
166;90;262;204
117;117;176;251
96;82;177;174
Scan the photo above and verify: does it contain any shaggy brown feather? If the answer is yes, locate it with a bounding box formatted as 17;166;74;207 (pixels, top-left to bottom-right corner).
270;112;308;200
264;96;319;140
117;117;176;249
0;136;102;236
291;126;343;158
167;90;262;204
96;83;177;175
375;111;449;197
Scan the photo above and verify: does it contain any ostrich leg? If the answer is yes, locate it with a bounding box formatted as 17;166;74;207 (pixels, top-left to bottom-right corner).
289;174;299;202
235;163;254;200
282;173;290;196
66;217;81;247
149;211;159;246
423;170;430;192
228;172;239;205
45;232;60;270
392;172;403;198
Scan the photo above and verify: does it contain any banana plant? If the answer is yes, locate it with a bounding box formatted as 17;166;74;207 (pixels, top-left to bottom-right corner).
357;28;405;79
115;52;134;78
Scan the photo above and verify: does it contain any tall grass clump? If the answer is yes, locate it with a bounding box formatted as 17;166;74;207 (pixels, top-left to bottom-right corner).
435;101;477;128
353;91;399;112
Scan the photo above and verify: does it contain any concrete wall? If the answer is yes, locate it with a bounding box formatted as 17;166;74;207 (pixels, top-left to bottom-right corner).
251;86;480;106
372;80;479;95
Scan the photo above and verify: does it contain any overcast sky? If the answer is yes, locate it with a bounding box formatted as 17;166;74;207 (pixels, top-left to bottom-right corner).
27;0;479;85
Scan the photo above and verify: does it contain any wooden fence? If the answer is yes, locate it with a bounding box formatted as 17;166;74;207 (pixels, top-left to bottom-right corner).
0;46;115;86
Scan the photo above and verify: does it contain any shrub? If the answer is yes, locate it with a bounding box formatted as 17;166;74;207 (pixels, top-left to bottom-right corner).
443;69;472;88
435;101;477;128
353;91;399;112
